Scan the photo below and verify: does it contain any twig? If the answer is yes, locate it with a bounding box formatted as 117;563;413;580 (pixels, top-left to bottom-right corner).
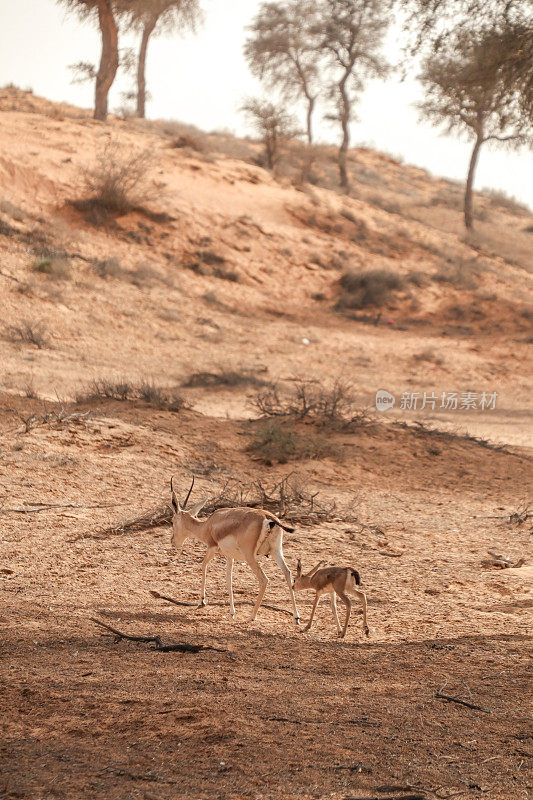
149;589;295;618
435;680;491;714
90;617;226;653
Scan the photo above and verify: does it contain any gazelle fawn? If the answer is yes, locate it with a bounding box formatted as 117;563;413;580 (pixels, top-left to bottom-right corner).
170;476;300;625
293;559;369;638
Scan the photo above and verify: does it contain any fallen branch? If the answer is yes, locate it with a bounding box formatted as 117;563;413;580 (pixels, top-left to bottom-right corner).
343;795;425;800
90;617;226;653
435;680;491;714
481;551;526;570
469;502;532;524
150;589;295;618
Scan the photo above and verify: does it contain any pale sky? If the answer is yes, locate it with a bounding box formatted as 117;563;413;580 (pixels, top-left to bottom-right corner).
1;0;532;208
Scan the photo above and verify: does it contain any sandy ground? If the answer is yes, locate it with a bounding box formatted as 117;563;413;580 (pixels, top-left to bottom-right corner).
1;89;532;800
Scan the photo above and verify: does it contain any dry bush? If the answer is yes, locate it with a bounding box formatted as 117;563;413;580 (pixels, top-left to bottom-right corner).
77;378;186;411
100;472;341;537
71;142;155;223
241;98;299;170
252;379;370;432
91;257;123;279
32;257;71;280
213;265;240;282
429;189;489;221
129;264;159;287
336;269;405;309
7;319;49;349
170;134;205;152
433;257;487;289
22;378;38;398
197;250;226;266
366;194;403;216
483;188;530;216
183;368;267;389
247;421;338;464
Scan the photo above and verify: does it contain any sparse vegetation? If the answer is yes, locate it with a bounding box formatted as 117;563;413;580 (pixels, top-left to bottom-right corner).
483;188;530;216
247;421;338;464
241;97;299;169
252;378;370;432
90;257;123;278
184;368;267;388
433;257;486;289
32;257;71;280
7;319;49;349
77;378;186;411
336;269;405;309
71;142;155;223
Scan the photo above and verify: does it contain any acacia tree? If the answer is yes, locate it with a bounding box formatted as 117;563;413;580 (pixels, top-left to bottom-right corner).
241;98;299;169
319;0;390;190
418;26;533;229
120;0;203;118
244;1;323;145
398;0;532;115
60;0;120;121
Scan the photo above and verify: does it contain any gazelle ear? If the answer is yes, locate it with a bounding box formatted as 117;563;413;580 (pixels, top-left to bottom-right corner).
187;496;210;517
296;559;302;576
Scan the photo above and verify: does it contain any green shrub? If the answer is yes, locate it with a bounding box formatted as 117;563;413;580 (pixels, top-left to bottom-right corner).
247;421;337;464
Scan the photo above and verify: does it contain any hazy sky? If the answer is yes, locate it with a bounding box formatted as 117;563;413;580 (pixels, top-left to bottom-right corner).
1;0;532;207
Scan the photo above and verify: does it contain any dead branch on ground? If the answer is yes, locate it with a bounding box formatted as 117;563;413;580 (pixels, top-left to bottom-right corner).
481;551;526;569
90;617;226;653
435;680;491;714
470;501;532;524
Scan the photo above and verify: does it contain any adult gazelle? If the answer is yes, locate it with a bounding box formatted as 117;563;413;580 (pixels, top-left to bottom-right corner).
170;476;300;625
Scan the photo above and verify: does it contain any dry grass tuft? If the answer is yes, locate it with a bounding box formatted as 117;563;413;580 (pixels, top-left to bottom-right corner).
77;378;186;411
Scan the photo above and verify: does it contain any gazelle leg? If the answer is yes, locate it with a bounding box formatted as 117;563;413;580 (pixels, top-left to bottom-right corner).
226;558;235;618
272;542;300;625
353;589;369;635
302;592;320;632
337;591;352;638
198;545;217;607
245;557;269;622
330;592;342;635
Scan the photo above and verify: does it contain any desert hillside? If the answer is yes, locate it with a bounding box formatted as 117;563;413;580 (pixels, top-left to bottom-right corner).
1;88;532;800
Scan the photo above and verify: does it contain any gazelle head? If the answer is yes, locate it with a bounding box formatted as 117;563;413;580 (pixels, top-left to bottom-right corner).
292;558;326;591
292;558;304;590
170;475;209;550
